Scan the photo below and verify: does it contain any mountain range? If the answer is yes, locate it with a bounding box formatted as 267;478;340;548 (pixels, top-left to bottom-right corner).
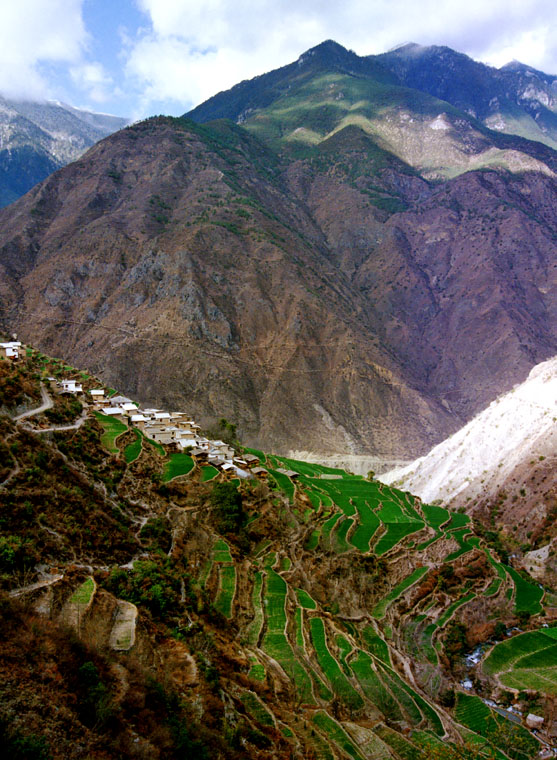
0;40;556;462
0;95;128;207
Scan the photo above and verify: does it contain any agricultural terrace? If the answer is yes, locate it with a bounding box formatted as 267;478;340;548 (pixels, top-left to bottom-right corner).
455;693;538;760
124;429;142;463
483;627;557;694
162;453;194;482
372;566;428;619
261;569;314;703
211;538;236;619
94;411;127;454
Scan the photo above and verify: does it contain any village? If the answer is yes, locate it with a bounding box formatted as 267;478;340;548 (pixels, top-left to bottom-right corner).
1;338;300;483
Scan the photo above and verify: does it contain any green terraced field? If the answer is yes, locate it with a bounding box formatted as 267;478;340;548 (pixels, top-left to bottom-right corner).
436;591;476;627
94;411;127;454
241;690;275;727
331;516;353;553
124;429;142;463
214;565;236;617
336;634;353;675
309;618;364;710
248;656;266;682
213;538;233;562
262;570;314;703
372;566;428;619
505;565;544;614
373;521;424;556
70;577;95;605
444;512;471;531
267;468;295;503
374;725;421;760
362;627;391;664
422;503;450;530
455;693;537;758
350;651;404;721
247;572;264;646
200;464;219;481
320;513;343;551
312;711;364;760
162;453;194;481
349;498;380;552
296;588;317;609
483;627;557;694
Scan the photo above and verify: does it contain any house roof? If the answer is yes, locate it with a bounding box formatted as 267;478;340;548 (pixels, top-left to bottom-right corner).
243;454;260;463
277;467;299;478
103;407;124;415
121;403;138;411
110;395;133;404
252;467;268;475
130;414;148;422
90;389;105;395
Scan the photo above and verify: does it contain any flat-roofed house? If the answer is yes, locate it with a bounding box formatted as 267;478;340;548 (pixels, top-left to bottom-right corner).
130;414;148;429
102;407;127;422
190;448;209;463
277;467;300;480
119;402;139;416
60;379;83;394
1;341;22;359
221;462;236;478
252;467;268;479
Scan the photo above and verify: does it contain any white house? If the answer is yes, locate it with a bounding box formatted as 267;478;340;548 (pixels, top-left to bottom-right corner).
1;341;22;359
90;389;105;398
60;379;83;394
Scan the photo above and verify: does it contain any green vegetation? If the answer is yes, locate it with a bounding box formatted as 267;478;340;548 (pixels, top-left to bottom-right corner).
372;566;428;619
483;627;557;694
309;617;363;710
261;569;314;703
200;464;219;482
247;571;264;646
94;411;127;454
123;429;142;464
312;711;364;760
214;565;236;618
70;577;95;605
296;588;317;609
505;566;543;615
210;482;245;535
162;453;194;481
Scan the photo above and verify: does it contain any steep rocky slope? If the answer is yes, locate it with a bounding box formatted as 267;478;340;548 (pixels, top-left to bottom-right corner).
381;356;557;545
1;349;555;759
0;95;128;207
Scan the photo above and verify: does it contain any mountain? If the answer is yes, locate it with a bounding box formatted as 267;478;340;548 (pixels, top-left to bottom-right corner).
0;95;128;207
0;348;554;758
188;41;557;181
376;43;557;150
1;42;557;460
380;355;557;547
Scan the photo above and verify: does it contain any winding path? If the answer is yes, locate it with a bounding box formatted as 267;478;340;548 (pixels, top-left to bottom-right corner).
13;384;53;420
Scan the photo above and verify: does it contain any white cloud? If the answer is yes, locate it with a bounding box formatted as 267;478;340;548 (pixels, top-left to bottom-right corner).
70;62;114;104
125;0;557;115
0;0;88;100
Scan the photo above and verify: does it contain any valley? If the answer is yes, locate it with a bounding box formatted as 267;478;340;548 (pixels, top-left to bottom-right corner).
1;347;557;758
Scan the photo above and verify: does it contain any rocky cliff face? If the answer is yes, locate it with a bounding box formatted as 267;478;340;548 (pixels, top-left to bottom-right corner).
381;355;557;543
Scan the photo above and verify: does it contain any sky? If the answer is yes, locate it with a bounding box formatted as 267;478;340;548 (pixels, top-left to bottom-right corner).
1;0;556;120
